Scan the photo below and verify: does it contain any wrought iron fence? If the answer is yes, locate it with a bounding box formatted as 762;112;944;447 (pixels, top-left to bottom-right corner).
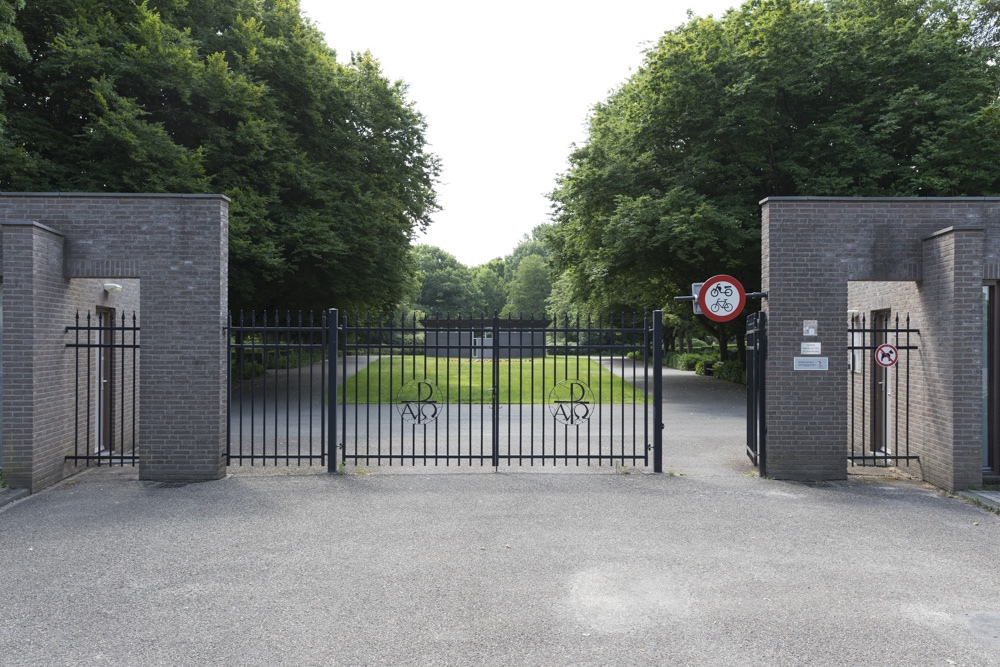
337;312;660;469
226;310;664;471
746;311;766;475
65;311;139;466
227;310;330;466
847;313;919;467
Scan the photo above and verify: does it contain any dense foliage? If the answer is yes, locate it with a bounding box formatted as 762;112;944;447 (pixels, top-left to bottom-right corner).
0;0;439;313
548;0;1000;326
409;226;553;317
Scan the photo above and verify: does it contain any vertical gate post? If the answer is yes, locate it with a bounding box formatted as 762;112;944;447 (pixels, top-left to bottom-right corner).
746;314;756;465
492;311;501;467
758;311;767;477
328;308;339;473
652;310;663;473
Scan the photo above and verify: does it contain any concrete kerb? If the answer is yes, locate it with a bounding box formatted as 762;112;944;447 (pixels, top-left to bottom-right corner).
959;489;1000;512
0;487;29;510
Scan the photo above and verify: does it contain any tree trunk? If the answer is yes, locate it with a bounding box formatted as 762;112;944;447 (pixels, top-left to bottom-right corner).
717;325;729;362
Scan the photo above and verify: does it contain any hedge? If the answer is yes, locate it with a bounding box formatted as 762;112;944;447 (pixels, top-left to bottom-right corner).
712;361;747;386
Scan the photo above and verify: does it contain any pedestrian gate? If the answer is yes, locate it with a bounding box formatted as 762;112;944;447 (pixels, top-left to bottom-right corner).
746;311;766;474
847;313;919;466
228;311;664;471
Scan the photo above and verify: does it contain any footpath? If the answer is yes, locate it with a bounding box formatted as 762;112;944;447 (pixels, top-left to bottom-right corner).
1;368;999;665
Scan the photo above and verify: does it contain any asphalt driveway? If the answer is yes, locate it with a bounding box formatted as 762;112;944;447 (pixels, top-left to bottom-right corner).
1;369;999;666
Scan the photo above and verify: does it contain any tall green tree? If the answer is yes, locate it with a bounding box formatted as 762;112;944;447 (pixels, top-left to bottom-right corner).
0;0;439;314
412;245;475;315
503;224;552;280
504;254;552;317
0;0;32;180
469;265;507;315
549;0;1000;323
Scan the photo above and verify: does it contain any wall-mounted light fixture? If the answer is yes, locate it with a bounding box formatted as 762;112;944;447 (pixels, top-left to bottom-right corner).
103;283;123;294
847;310;859;318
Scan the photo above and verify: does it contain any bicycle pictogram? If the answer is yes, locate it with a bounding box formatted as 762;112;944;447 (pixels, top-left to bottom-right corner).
710;299;733;314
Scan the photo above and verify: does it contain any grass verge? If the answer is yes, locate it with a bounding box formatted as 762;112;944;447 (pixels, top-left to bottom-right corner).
341;356;649;405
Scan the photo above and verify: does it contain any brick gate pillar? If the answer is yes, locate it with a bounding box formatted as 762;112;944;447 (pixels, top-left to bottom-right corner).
1;222;67;490
919;227;986;491
761;200;849;480
133;198;229;483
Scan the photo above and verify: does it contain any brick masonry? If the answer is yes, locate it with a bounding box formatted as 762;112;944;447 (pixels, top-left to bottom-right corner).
0;194;228;490
762;197;1000;491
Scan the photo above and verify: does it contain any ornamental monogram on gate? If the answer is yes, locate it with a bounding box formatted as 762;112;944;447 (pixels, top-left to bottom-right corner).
547;379;594;426
395;379;441;425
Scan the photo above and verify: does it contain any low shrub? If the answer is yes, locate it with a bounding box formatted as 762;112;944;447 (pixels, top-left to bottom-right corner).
665;351;716;371
231;360;265;379
713;361;747;386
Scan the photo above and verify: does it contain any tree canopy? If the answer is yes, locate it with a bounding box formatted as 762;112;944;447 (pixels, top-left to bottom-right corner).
410;227;555;317
548;0;1000;317
0;0;439;313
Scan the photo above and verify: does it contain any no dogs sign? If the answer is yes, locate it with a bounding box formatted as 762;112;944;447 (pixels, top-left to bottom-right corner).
875;343;898;368
697;275;746;323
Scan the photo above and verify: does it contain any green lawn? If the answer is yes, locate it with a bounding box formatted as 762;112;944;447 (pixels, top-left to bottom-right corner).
340;355;649;405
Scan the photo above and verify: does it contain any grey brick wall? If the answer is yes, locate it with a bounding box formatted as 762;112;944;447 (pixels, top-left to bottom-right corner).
763;197;1000;490
0;194;228;490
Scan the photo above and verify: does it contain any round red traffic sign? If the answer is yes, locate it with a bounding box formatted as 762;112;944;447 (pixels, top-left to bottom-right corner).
875;343;898;368
697;275;746;322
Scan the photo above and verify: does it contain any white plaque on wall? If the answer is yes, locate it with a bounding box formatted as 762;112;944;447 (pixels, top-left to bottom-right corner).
794;357;828;371
800;342;822;355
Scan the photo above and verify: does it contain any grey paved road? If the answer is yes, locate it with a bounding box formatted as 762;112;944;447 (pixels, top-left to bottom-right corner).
2;369;1000;665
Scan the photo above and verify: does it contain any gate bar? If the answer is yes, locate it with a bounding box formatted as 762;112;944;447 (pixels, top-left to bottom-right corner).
653;310;663;473
328;308;338;473
492;311;501;468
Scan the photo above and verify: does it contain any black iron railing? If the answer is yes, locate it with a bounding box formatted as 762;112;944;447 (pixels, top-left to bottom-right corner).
746;311;766;475
337;312;660;469
226;310;664;471
65;311;139;466
848;313;919;466
227;310;329;466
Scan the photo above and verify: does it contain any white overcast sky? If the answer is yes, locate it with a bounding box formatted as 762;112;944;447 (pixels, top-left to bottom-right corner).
300;1;739;267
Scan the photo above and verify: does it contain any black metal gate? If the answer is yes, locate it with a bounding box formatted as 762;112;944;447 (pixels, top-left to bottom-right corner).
746;311;766;474
65;310;140;467
847;313;919;467
228;310;663;471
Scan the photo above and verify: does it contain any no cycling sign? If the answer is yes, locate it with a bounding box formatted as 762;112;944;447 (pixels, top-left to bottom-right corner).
697;275;746;323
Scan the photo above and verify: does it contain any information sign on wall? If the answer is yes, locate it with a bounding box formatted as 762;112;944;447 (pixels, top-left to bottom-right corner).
794;357;829;371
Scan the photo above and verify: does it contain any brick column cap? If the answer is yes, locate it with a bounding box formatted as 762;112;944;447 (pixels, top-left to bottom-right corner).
0;192;230;203
0;220;65;237
761;195;1000;205
923;225;986;241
